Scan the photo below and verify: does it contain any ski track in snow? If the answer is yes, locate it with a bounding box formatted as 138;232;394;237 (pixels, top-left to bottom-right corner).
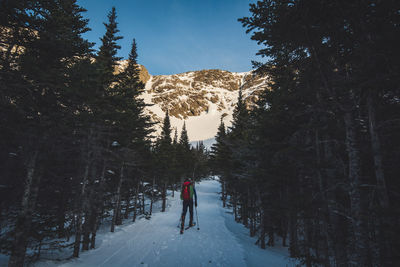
36;179;296;267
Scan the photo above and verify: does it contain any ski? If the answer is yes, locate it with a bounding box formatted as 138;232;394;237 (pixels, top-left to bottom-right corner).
177;222;196;229
178;222;196;232
185;222;196;230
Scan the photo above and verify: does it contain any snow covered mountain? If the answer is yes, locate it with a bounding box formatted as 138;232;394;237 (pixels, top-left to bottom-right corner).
118;62;270;143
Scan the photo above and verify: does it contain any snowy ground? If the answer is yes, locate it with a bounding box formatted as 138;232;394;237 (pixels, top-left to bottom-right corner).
32;178;297;267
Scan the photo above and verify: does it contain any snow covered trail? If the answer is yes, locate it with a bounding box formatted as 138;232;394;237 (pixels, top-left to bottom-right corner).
37;179;295;267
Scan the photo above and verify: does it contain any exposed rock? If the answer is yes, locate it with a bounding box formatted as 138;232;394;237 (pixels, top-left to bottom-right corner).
116;62;270;140
114;60;150;84
145;69;269;120
138;65;150;84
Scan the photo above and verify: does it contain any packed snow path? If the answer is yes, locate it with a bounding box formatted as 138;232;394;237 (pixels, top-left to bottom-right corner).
39;179;295;267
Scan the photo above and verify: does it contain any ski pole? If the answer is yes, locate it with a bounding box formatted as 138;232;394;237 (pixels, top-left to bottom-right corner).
195;206;200;230
177;216;181;228
177;209;184;228
177;199;182;228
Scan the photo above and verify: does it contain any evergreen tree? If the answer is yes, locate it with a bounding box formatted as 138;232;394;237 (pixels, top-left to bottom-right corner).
170;127;180;194
96;6;122;89
230;88;248;138
192;141;209;181
107;38;154;234
1;1;94;265
110;38;153;155
210;119;231;207
235;1;400;265
178;121;193;178
73;6;124;257
179;122;190;151
228;88;259;228
155;111;173;212
173;127;178;145
1;2;167;265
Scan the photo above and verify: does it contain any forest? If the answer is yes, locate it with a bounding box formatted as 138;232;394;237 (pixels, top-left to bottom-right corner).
0;1;207;266
211;1;400;266
1;0;399;267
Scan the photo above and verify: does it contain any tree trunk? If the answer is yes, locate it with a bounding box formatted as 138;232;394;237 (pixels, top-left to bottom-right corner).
367;90;392;265
0;203;3;234
82;164;98;252
90;213;98;250
90;161;107;249
83;211;95;251
141;180;145;214
260;210;266;249
8;150;39;267
82;214;90;251
57;190;66;238
111;163;124;232
343;111;370;267
150;177;155;216
250;195;255;237
267;223;274;247
367;91;389;208
315;129;334;266
82;208;95;251
161;183;167;212
73;127;95;257
242;188;249;227
289;210;299;258
281;217;287;247
233;191;238;222
133;180;139;222
90;225;97;250
73;158;90;258
222;179;226;208
123;191;131;219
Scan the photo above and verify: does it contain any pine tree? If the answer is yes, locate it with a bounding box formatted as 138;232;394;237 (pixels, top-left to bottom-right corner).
73;6;124;257
155;111;173;212
160;110;172;144
228;88;254;228
3;1;93;265
230;88;248;137
211;118;228;169
177;121;193;178
238;0;400;265
179;122;190;151
173;127;178;145
96;6;122;89
192;141;209;181
210;118;230;207
107;38;153;234
114;38;153;149
170;128;180;194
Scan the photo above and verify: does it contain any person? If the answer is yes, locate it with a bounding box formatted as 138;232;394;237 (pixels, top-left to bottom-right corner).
180;178;197;234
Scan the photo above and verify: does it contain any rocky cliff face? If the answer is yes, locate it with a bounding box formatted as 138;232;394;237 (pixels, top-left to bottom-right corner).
118;61;270;141
146;69;268;120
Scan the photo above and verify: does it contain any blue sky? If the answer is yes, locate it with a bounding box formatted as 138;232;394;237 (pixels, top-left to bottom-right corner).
76;0;260;75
